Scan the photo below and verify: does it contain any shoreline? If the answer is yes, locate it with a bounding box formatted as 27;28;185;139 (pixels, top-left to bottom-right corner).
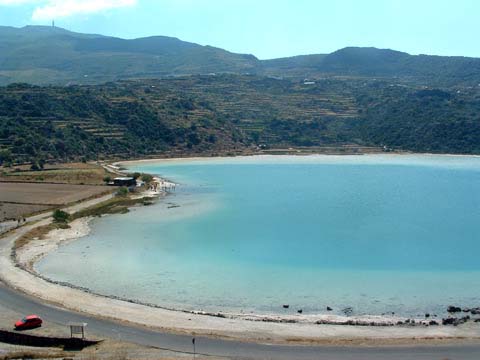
1;158;480;345
117;152;480;166
16;213;433;327
18;206;480;329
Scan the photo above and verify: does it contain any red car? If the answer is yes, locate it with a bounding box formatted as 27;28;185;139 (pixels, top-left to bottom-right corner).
14;315;43;330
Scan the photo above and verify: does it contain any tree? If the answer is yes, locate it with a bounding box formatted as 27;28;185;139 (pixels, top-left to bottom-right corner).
128;172;141;180
53;209;69;223
0;150;12;165
30;158;45;171
141;173;153;183
103;175;111;184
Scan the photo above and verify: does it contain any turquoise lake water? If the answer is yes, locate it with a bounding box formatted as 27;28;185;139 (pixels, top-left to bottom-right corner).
36;155;480;317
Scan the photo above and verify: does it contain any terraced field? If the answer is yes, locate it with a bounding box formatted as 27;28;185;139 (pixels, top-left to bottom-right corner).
123;75;360;147
137;76;358;121
1;74;478;165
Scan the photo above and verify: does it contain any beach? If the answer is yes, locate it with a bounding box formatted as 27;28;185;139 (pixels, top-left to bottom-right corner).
3;218;480;345
1;156;480;345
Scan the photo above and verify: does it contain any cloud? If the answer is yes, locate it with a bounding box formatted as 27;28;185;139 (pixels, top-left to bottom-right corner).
33;0;137;20
0;0;137;19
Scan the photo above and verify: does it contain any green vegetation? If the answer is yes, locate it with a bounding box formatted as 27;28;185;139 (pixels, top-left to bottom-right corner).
263;47;480;87
0;26;257;86
128;172;141;180
0;74;478;160
71;196;153;219
116;187;129;197
352;84;480;153
1;26;480;88
0;27;479;158
140;173;153;183
52;209;69;223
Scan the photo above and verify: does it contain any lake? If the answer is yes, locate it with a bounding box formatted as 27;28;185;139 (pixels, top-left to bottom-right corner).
36;155;480;318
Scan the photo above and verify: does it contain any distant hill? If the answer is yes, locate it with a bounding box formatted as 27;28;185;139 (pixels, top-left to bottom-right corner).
262;47;480;86
0;26;259;85
1;26;480;86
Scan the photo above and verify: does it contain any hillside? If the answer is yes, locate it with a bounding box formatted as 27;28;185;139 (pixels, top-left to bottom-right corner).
1;26;480;86
0;26;259;85
263;47;480;86
0;74;479;166
0;26;479;163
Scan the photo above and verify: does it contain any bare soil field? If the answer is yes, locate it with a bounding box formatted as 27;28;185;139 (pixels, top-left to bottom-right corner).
0;182;113;222
0;203;53;222
0;183;110;206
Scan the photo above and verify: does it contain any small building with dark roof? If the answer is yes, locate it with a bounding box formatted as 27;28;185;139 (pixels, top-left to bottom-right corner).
112;177;136;187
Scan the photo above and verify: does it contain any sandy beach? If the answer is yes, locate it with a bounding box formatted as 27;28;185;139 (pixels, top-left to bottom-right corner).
1;173;480;346
16;217;93;270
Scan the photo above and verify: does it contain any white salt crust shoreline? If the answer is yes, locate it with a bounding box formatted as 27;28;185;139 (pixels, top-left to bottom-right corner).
0;193;479;344
117;153;480;167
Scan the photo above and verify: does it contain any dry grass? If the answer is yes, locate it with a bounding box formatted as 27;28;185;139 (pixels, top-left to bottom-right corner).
71;196;152;220
76;340;229;360
82;343;129;360
0;163;109;186
13;223;59;251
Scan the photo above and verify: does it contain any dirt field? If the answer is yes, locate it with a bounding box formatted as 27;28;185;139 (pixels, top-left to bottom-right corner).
0;163;116;222
0;182;112;222
0;203;54;222
0;183;110;206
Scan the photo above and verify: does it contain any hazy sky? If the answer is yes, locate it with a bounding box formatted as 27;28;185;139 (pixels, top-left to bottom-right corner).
0;0;478;59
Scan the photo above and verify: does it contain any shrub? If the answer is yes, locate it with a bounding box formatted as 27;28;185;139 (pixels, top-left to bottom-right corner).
30;163;40;171
116;186;129;197
53;209;70;223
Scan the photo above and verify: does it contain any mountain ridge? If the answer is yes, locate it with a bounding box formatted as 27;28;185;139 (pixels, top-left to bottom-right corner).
1;26;480;86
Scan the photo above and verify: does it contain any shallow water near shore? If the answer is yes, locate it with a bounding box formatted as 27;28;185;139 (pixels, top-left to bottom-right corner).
36;155;480;318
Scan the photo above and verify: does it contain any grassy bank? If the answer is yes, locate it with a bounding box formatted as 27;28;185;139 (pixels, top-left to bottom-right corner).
71;195;155;219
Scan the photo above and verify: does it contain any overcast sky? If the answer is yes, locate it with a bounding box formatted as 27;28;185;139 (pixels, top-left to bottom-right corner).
0;0;478;59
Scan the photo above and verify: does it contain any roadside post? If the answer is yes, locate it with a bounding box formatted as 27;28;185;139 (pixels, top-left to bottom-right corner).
192;337;196;359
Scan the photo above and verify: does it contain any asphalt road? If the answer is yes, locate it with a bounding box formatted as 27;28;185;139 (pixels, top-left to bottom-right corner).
1;283;479;359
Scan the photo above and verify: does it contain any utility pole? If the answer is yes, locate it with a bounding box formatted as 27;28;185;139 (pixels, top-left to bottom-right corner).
52;20;55;28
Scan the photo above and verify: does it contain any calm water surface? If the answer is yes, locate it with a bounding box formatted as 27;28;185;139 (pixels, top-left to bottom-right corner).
36;155;480;317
